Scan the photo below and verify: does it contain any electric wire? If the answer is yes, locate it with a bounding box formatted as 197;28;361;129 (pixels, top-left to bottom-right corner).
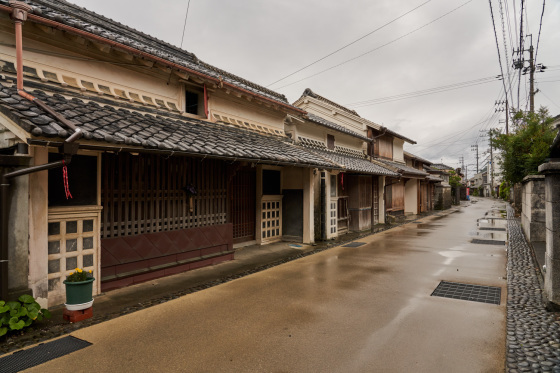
497;0;514;105
266;0;433;88
517;0;525;109
534;0;545;64
488;0;511;109
274;0;473;91
179;0;191;49
344;76;500;107
539;89;560;110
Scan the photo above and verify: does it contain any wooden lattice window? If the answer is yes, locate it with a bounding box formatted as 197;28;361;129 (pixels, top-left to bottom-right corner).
329;201;337;235
261;196;282;243
101;154;227;238
47;207;101;307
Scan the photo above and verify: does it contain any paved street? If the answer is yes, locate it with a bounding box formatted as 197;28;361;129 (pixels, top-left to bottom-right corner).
25;198;507;372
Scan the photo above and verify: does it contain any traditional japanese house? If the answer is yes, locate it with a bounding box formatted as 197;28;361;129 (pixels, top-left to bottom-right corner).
366;126;428;219
291;89;400;239
403;151;439;213
0;0;341;306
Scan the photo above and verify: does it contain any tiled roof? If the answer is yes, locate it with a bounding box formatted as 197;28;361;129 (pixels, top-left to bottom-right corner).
0;0;296;110
297;89;416;144
300;88;360;117
430;163;454;171
309;149;399;177
404;151;431;165
306;113;370;142
0;81;336;168
377;159;429;177
427;175;443;182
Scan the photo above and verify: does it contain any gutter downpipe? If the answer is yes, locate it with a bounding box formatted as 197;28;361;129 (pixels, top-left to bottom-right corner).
1;1;82;301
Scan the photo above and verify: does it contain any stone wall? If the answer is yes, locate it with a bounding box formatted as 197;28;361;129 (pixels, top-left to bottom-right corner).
538;161;560;308
434;184;451;210
521;175;546;243
513;183;523;215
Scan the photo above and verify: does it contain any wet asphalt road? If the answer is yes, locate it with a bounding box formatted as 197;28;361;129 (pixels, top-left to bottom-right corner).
26;198;507;372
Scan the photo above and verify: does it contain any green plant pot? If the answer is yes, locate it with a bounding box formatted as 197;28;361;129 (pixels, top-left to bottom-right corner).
64;277;94;306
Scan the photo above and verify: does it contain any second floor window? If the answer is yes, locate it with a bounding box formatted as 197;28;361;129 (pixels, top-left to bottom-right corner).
327;134;335;150
185;90;199;115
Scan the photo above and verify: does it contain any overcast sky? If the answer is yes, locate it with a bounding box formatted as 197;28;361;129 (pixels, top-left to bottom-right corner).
68;0;560;176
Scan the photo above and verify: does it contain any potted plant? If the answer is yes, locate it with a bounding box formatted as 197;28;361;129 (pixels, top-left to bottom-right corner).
64;268;94;311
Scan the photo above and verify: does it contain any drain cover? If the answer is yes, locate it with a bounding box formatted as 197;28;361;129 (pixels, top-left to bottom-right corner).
478;227;506;231
471;239;505;245
431;281;501;305
0;336;91;373
342;242;366;248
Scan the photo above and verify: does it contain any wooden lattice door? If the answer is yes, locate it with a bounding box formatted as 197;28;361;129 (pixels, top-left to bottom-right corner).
231;167;256;243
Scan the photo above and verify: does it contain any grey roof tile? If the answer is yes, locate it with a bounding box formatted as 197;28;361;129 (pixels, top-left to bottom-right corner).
3;0;296;110
0;82;335;168
308;148;398;176
378;159;429;177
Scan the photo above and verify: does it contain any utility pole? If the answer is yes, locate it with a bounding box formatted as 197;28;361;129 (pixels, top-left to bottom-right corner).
489;131;494;195
495;100;509;134
513;34;546;114
529;43;535;113
471;145;479;174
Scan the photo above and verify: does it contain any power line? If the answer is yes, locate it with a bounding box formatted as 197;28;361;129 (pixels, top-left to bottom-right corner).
274;0;473;91
266;0;433;88
534;0;545;64
488;0;510;109
179;0;191;49
497;0;514;105
344;76;500;107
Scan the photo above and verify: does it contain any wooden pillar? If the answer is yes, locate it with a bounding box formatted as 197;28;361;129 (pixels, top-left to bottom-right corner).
303;168;314;244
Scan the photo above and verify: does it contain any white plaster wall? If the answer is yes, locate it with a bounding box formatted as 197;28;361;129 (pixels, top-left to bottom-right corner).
296;98;365;134
210;94;286;131
0;28;180;102
393;138;405;162
405;179;418;215
28;147;49;308
7;162;29;292
378;176;386;224
297;122;364;152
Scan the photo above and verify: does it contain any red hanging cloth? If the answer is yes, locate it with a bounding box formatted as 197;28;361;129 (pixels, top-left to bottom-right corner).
62;159;72;199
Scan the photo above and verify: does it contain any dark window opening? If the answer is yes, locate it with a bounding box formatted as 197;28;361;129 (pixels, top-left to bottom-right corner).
185;90;199;115
48;154;97;206
327;134;335;150
262;170;281;195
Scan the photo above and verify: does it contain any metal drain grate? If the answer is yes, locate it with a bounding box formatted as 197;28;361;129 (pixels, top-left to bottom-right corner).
478;227;506;231
471;239;505;245
0;336;91;373
342;242;366;248
431;281;501;305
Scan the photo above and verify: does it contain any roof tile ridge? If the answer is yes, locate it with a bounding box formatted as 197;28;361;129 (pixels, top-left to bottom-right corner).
301;88;360;117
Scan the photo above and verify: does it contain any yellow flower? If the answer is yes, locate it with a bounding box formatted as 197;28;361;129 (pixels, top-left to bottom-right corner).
89;270;92;273
77;268;82;273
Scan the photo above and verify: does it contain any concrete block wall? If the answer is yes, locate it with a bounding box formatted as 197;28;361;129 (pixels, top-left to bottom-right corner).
521;175;546;242
538;161;560;308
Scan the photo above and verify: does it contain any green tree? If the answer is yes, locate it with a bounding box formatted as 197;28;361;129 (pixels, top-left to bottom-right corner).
490;107;555;185
448;169;462;187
